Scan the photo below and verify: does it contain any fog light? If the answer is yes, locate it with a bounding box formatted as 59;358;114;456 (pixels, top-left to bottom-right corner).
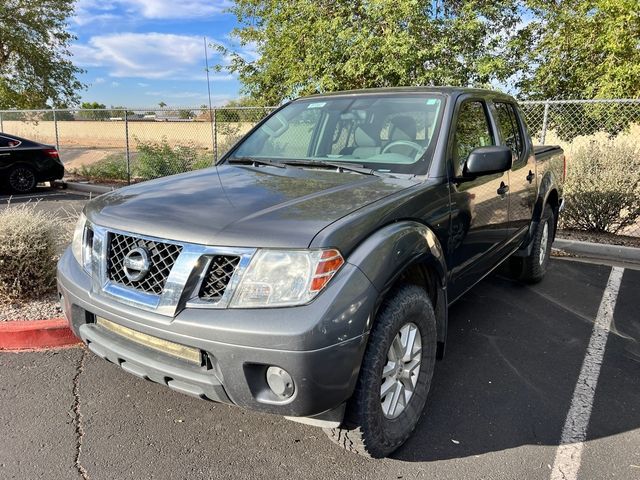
266;366;294;399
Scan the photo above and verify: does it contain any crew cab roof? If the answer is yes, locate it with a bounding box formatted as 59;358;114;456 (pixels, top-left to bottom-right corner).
299;86;517;103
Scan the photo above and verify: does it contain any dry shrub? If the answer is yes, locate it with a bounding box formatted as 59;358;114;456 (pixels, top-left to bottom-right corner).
562;140;640;233
0;202;65;301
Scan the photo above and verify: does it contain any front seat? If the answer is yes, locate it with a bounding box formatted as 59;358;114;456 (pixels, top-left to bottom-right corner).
351;126;381;159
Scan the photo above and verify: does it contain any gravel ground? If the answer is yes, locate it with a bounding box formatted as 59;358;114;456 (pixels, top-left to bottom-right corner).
558;228;640;248
0;292;62;321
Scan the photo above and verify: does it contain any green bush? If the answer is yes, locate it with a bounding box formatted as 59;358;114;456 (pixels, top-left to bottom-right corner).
134;137;212;180
0;203;65;301
562;141;640;233
71;154;129;182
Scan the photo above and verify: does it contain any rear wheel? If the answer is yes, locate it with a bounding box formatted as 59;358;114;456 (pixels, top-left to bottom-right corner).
8;166;37;193
324;284;437;458
507;205;554;283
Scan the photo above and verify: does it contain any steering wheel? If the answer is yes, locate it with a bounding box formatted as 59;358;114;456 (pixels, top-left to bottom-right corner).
381;140;424;159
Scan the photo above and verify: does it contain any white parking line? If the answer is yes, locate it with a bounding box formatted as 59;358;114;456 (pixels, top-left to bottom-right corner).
550;266;625;480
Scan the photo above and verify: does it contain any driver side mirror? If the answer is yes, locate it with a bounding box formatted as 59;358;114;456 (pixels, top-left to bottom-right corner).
461;146;512;179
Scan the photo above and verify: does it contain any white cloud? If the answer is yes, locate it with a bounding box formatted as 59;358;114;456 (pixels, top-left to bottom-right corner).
93;77;105;84
137;82;150;87
129;0;232;19
73;0;232;24
111;81;120;87
72;32;236;80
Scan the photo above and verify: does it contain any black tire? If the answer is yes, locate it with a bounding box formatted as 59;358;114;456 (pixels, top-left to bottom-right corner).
324;284;437;458
508;205;555;283
8;165;37;193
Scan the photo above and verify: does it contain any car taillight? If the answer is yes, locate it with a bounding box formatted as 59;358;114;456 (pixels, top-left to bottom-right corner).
44;148;60;159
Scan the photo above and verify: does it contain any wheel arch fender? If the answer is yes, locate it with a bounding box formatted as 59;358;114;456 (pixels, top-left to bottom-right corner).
532;170;560;224
346;221;449;356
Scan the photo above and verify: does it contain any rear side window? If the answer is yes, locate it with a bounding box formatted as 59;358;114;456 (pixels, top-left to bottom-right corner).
0;136;20;148
453;101;494;169
495;102;524;160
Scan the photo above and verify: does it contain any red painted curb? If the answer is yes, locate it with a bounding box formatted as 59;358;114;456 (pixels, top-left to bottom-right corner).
0;318;81;351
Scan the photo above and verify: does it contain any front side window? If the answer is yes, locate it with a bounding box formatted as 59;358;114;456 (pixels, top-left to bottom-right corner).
453;101;494;170
230;94;444;174
495;102;524;160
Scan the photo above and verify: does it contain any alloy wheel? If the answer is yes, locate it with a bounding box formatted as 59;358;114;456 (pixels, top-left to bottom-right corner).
380;322;422;419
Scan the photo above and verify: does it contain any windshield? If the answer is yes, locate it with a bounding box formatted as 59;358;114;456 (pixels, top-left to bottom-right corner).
228;94;444;175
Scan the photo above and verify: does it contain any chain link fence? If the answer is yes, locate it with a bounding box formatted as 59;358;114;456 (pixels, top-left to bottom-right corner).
0;107;276;184
1;99;638;240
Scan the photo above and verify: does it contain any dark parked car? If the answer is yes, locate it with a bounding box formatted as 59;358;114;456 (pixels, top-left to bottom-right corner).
58;87;565;457
0;133;64;193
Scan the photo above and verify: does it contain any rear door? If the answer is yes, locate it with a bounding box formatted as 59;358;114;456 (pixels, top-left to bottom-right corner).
492;102;537;240
447;98;510;300
0;135;20;175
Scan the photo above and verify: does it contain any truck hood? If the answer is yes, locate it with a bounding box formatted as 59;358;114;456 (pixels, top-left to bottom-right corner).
86;165;416;248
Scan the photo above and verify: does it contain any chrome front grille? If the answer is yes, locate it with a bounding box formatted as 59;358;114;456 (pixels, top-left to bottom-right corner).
107;232;182;295
199;255;241;301
89;225;255;316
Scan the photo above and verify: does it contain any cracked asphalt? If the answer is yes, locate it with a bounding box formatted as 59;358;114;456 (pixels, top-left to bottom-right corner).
1;257;639;479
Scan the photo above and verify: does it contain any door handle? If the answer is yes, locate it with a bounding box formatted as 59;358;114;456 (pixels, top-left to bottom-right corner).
526;170;535;183
0;153;10;156
497;182;509;196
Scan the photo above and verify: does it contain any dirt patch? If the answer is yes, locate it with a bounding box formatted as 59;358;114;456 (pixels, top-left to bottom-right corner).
557;229;640;248
61;149;123;169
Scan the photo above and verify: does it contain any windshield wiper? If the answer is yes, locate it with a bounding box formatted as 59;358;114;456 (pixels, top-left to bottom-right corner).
281;159;379;176
227;157;286;168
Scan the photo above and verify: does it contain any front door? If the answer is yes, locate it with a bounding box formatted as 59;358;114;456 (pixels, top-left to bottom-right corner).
447;99;510;301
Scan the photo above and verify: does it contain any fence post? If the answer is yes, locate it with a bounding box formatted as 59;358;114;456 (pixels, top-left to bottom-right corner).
540;101;550;144
213;108;218;163
53;109;60;151
125;111;131;185
0;112;3;133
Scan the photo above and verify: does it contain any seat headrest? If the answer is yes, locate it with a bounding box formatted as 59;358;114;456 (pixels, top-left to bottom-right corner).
390;116;417;141
354;126;378;147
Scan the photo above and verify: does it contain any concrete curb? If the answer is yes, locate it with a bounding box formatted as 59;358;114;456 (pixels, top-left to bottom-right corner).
0;318;80;351
553;238;640;265
65;181;116;195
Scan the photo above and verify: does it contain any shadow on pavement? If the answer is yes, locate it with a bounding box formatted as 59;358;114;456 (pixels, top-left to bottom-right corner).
394;260;640;462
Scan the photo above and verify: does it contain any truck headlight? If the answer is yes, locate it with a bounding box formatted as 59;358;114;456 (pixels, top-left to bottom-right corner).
71;212;92;273
230;249;344;308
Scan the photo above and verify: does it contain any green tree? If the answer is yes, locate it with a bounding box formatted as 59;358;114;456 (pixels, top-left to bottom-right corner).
519;0;640;139
77;102;110;120
520;0;640;100
178;109;194;119
218;0;528;104
0;0;85;109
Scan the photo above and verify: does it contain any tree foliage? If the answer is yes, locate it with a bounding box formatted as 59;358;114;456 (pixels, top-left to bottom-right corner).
0;0;85;109
519;0;640;100
219;0;529;104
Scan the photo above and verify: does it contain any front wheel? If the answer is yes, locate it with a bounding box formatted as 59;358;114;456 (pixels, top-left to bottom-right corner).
324;284;437;458
507;205;555;283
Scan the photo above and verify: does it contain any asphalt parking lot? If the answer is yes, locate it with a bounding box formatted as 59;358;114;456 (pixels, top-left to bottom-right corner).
1;256;638;480
0;185;90;217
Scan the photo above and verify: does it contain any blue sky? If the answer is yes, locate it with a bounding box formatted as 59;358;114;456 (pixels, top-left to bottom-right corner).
71;1;251;108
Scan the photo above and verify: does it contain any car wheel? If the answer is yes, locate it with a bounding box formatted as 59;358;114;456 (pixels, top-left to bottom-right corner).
508;204;555;283
324;284;437;458
8;166;37;193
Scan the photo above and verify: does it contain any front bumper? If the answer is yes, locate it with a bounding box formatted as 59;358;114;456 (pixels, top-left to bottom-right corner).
57;249;377;418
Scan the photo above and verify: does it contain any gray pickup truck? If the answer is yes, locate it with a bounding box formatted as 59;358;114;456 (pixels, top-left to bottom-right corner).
58;87;565;458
